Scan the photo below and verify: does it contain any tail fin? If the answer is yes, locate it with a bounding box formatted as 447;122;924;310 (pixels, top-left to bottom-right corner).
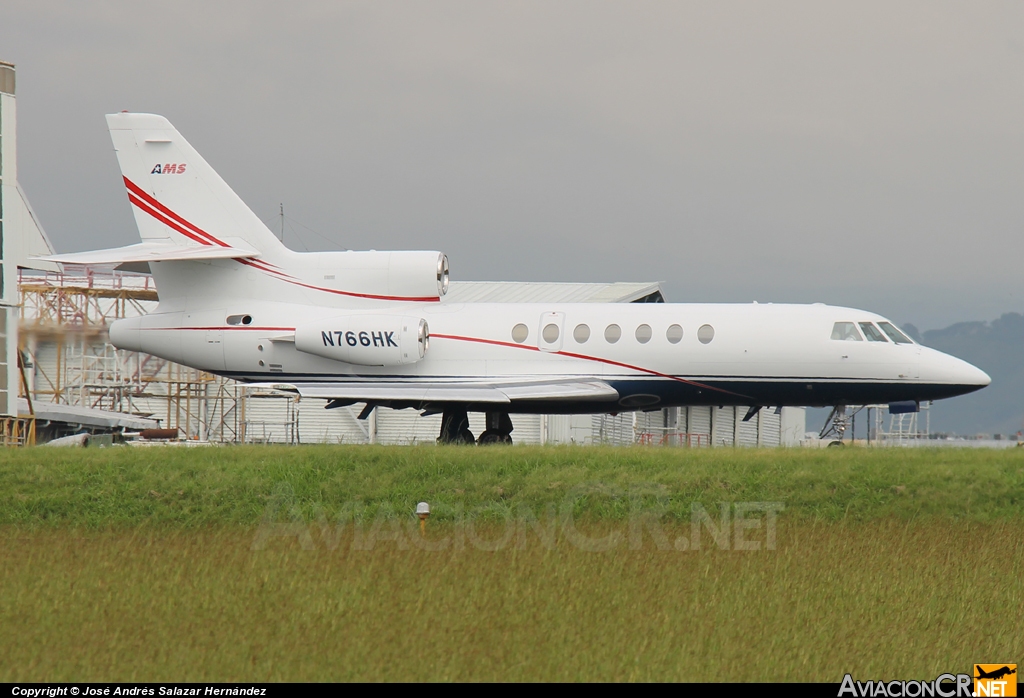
106;112;287;262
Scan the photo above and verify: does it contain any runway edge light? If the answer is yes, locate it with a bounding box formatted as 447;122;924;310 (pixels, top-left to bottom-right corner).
417;502;430;537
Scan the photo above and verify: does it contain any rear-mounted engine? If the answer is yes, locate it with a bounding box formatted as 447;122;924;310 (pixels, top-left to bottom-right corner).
320;251;449;300
294;315;429;366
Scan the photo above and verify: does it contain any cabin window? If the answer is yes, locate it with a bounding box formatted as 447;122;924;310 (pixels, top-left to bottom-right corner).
604;324;621;343
543;323;560;343
697;324;715;344
859;322;888;342
635;324;652;344
830;322;862;341
878;322;914;344
573;324;590;343
666;324;683;344
227;314;252;326
511;323;529;343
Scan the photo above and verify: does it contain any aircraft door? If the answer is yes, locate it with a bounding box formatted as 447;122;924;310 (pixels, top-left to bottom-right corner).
908;346;921;380
203;329;225;370
537;311;565;352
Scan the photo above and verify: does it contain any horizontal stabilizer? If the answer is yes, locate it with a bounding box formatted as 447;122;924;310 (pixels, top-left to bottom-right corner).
34;240;260;266
243;379;619;405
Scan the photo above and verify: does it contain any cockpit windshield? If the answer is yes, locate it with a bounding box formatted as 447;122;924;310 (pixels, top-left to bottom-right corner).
859;322;888;342
832;320;915;344
878;321;914;344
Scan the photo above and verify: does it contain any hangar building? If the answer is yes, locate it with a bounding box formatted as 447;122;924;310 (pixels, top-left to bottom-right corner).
0;60;59;443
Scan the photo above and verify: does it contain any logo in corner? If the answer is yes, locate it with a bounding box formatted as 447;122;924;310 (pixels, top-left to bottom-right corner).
974;665;1017;697
151;163;186;174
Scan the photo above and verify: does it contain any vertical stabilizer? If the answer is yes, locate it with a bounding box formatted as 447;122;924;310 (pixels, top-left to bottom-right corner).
106;113;287;262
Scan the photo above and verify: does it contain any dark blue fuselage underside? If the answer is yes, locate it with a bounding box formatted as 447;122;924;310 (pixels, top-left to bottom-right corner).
221;371;983;414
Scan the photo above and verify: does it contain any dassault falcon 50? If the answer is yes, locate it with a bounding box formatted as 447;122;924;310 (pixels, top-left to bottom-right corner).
39;113;991;444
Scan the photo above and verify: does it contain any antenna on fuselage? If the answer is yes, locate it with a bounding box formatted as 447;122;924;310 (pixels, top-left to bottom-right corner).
279;203;285;244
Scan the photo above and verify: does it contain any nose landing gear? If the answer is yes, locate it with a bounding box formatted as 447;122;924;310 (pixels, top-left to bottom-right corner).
820;405;849;444
820;404;866;446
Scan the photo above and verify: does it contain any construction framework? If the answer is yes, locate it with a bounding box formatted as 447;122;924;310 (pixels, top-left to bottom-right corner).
17;267;297;442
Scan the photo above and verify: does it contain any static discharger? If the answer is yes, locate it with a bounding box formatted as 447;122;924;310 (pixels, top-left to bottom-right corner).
416;502;430;537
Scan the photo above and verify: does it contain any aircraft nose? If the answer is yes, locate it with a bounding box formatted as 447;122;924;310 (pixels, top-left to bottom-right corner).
946;354;991;387
965;361;992;387
921;348;990;389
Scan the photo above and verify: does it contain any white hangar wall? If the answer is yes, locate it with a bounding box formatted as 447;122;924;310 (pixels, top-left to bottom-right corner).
1;60;58;422
237;401;804;447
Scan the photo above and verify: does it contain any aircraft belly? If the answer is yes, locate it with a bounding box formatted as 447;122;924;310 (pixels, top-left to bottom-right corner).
594;377;984;410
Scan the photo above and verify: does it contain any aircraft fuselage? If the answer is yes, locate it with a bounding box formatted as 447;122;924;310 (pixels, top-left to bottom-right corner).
110;298;990;414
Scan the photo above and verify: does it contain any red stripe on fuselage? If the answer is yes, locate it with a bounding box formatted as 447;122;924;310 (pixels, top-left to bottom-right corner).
128;186;302;279
237;257;294;277
139;327;749;397
127;177;291;276
286;279;440;302
125;177;439;302
171;326;296;331
128;192;215;248
125;178;225;247
422;333;751;399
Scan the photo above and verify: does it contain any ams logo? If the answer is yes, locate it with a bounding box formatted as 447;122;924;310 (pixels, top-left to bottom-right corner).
975;665;1017;697
151;163;187;174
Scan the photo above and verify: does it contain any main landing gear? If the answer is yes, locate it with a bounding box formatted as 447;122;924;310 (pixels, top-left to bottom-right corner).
437;407;474;444
436;407;514;445
478;411;514;445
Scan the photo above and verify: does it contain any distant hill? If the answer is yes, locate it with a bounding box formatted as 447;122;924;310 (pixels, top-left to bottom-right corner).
902;313;1024;436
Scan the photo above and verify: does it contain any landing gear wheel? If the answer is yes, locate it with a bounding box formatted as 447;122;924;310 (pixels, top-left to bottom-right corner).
827;440;844;448
459;429;476;444
478;430;513;445
478;411;514;445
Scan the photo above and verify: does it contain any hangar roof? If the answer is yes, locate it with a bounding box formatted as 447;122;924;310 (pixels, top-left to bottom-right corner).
444;281;665;304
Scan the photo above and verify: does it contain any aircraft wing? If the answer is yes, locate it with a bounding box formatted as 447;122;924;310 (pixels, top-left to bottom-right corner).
33;239;260;265
245;379;620;404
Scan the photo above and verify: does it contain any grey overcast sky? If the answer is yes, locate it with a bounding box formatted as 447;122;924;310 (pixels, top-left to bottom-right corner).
2;1;1023;330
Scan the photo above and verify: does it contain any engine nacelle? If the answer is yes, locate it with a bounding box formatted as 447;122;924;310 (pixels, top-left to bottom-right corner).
318;251;449;300
294;315;429;366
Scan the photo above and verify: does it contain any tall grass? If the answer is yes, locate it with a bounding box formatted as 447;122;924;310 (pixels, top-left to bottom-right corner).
2;445;1020;681
1;522;1020;682
0;445;1021;527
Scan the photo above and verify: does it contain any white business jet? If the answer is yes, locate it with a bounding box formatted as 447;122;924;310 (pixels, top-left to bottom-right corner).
39;113;990;444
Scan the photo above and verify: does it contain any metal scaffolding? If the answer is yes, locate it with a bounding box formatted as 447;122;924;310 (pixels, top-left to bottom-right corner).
872;402;931;444
16;267;295;442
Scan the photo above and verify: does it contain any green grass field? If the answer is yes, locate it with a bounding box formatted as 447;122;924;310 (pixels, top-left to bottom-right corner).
1;446;1021;681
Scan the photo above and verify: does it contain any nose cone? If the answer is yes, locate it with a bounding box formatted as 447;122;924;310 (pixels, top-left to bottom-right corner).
919;347;991;397
966;362;992;388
